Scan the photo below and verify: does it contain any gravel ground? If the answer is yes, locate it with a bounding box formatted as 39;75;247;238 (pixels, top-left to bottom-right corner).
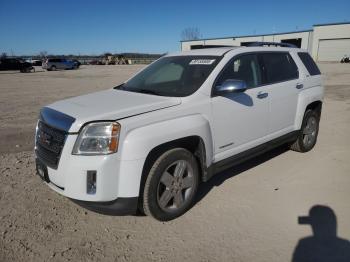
0;64;350;262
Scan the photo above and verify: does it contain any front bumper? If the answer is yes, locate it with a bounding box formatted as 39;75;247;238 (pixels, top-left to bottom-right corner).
36;133;146;203
70;197;139;215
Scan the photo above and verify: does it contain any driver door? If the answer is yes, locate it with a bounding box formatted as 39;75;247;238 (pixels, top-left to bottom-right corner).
211;53;269;161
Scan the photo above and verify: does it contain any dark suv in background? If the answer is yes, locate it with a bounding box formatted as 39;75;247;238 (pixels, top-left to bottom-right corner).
0;58;34;72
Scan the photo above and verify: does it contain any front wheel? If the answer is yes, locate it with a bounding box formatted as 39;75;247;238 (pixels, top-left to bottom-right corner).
143;148;199;221
290;109;320;152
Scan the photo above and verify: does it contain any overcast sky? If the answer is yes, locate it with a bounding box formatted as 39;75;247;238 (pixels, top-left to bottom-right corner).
0;0;349;55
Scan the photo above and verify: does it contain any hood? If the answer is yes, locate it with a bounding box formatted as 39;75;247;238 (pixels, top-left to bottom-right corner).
46;89;181;132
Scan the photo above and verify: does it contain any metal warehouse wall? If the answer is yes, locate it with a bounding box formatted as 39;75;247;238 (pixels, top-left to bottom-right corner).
312;24;350;62
181;22;350;62
181;31;311;51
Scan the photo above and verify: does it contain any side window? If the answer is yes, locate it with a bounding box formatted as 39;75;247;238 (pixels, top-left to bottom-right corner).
145;63;183;85
297;52;321;76
261;53;299;84
216;54;262;88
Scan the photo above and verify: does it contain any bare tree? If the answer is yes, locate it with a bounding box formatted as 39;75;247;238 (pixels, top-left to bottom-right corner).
39;51;48;58
181;27;201;41
1;52;7;58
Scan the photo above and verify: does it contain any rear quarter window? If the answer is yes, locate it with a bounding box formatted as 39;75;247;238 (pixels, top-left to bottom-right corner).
297;52;321;76
261;52;299;84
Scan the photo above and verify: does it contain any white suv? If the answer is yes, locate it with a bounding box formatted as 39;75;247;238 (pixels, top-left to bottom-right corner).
35;44;324;221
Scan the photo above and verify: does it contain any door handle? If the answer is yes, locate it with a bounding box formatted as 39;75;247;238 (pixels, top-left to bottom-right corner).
257;92;268;99
296;83;304;89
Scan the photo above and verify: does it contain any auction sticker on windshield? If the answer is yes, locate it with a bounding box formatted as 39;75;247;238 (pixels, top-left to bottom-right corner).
189;59;216;65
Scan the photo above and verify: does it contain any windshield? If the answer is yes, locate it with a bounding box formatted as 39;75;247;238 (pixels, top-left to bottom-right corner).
117;56;221;97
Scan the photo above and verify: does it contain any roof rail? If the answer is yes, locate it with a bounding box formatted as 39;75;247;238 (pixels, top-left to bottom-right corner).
247;42;297;48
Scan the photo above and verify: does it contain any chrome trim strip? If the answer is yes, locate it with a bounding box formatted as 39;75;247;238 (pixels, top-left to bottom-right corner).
39;107;75;132
219;142;234;149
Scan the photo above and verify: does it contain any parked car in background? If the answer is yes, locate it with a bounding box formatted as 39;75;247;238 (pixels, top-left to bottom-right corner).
25;59;43;66
72;59;81;68
0;58;34;72
42;58;77;71
31;60;43;66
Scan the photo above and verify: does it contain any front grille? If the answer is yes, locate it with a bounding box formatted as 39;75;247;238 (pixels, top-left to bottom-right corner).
35;121;67;169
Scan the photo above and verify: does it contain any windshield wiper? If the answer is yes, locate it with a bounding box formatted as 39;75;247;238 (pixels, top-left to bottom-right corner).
114;83;125;90
114;86;163;96
133;89;162;96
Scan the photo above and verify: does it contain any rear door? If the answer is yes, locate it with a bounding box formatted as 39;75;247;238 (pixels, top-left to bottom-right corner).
260;52;300;135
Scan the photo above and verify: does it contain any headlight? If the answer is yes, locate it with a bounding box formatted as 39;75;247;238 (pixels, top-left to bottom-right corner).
72;122;120;155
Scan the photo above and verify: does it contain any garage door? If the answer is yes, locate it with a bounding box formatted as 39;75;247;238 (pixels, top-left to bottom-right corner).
317;39;350;62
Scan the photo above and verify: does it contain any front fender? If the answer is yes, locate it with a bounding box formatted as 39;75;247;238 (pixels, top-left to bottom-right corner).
120;114;213;165
115;114;213;197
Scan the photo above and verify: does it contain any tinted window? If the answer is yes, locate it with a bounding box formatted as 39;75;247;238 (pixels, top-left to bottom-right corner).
216;54;262;88
119;56;221;97
298;52;321;75
145;63;183;85
49;59;61;62
261;53;299;83
9;59;18;64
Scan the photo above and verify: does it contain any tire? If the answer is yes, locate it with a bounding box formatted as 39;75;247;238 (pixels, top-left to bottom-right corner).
50;66;56;71
143;148;199;221
290;109;320;152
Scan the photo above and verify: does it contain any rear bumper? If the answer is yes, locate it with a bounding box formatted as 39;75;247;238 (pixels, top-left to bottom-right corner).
70;197;139;215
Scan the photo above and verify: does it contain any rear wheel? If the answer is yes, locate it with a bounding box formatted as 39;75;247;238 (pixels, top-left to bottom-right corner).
143;148;199;221
290;109;320;152
50;65;56;71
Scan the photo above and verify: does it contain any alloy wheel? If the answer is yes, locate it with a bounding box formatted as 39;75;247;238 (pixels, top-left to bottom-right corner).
303;116;318;147
156;160;195;212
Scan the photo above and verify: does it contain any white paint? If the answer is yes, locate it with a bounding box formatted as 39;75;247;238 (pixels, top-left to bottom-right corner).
38;46;324;203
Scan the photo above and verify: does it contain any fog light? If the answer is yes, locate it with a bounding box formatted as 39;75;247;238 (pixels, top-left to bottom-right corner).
87;171;96;194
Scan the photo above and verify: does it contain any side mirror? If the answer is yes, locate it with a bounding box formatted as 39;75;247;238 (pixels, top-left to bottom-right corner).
214;79;247;95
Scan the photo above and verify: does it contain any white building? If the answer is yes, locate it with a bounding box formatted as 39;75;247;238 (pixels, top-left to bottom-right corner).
181;22;350;62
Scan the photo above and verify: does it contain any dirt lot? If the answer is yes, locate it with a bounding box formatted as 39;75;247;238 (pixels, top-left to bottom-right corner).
1;64;350;262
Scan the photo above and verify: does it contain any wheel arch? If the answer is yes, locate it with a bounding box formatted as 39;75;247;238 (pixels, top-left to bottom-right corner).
295;85;324;130
138;135;210;203
305;100;322;116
